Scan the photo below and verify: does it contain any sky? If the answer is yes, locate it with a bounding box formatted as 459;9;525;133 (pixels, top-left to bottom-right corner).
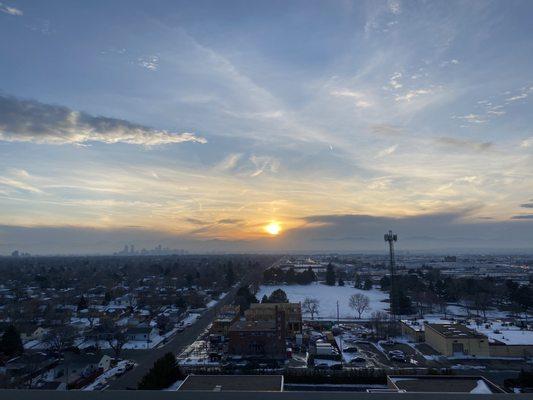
1;0;533;254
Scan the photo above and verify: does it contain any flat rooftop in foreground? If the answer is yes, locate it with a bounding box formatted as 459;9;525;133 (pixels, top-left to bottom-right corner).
178;374;283;391
388;376;504;394
0;390;524;400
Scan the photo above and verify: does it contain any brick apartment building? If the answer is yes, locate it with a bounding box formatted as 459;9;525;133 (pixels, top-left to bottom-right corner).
228;308;286;358
244;302;302;337
210;305;240;337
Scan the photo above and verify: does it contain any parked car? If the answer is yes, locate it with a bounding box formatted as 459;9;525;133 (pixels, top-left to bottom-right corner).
388;350;404;356
343;346;358;353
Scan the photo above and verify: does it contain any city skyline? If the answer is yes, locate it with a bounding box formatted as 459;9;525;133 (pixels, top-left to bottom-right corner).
1;0;533;253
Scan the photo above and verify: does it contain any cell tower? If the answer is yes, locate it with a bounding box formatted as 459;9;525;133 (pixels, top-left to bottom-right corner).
384;230;398;317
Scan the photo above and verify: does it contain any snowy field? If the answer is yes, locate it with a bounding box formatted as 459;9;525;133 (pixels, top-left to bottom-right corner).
256;283;388;319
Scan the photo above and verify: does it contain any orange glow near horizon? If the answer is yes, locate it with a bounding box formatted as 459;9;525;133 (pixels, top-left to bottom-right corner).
265;221;281;236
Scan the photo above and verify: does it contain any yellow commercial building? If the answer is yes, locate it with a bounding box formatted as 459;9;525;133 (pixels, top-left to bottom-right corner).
425;323;489;357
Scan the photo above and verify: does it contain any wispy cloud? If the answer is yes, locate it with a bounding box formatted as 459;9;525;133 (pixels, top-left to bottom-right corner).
214;153;242;172
388;0;401;15
388;72;403;90
369;124;404;136
376;144;398;158
138;55;159;71
330;89;372;108
521;137;533;148
0;176;43;194
436;137;493;152
0;2;22;16
395;88;432;102
452;113;486;124
0;95;206;146
511;214;533;220
249;155;280;177
506;93;527;102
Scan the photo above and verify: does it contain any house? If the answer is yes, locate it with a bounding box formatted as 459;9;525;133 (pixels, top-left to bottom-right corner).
19;326;48;343
62;353;112;383
425;323;489;357
245;303;302;336
110;294;137;308
228;311;286;359
2;352;57;383
125;325;158;342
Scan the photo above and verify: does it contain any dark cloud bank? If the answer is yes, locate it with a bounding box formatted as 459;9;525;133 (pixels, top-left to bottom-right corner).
2;211;533;255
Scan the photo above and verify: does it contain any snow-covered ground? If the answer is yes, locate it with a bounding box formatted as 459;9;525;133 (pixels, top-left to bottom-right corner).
76;312;204;350
205;291;228;308
256;283;388;319
164;380;184;391
471;380;493;394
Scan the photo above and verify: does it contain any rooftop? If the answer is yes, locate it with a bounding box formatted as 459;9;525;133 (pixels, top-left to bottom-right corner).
229;320;276;332
426;323;486;339
388;375;504;393
178;375;283;392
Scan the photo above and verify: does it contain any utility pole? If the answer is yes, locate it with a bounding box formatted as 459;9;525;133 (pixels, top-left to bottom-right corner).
384;230;398;318
336;300;339;323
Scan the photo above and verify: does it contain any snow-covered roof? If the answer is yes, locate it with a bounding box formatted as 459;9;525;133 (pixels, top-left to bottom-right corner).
467;321;533;345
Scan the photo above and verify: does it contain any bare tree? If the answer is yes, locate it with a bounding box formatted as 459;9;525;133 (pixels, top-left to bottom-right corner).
302;298;320;320
349;293;370;319
370;311;389;339
86;307;99;329
43;325;76;356
107;330;127;358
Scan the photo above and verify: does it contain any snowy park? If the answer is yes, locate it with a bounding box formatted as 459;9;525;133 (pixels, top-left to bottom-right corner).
256;283;389;319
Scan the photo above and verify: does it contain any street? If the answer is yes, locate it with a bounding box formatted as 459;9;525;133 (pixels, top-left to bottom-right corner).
106;282;241;389
105;258;277;390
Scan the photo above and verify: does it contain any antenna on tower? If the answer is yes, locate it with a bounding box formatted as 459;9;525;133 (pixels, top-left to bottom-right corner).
384;230;398;317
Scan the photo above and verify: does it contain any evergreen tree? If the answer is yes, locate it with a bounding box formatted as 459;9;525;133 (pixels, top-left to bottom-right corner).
325;263;336;286
138;352;183;389
261;294;269;303
306;267;317;283
396;292;412;315
268;289;289;303
286;267;297;284
234;286;258;311
363;277;373;290
225;264;235;286
380;275;391;290
354;274;362;288
77;295;88;311
0;325;24;357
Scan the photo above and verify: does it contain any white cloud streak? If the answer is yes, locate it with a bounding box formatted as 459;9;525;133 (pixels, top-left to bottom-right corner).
0;95;206;146
0;2;22;16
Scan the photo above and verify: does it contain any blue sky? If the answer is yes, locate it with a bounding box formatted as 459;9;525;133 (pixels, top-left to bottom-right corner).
1;0;533;254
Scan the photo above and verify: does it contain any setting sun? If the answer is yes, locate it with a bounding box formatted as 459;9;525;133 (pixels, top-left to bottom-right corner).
265;222;281;236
